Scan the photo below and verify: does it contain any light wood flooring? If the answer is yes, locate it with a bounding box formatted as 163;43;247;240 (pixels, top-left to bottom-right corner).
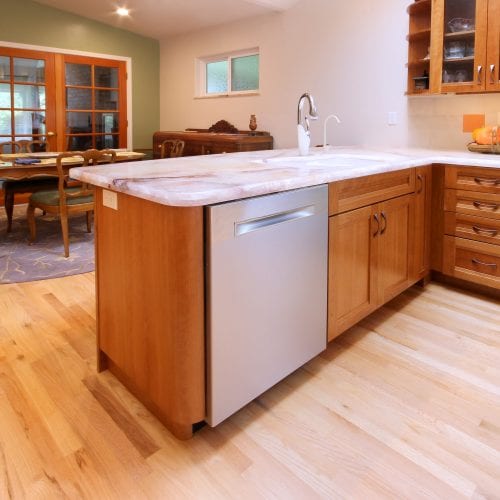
0;274;499;499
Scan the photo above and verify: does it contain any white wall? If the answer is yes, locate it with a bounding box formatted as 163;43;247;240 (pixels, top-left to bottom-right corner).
159;0;500;151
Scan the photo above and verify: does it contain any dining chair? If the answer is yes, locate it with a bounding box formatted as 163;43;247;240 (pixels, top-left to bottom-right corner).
159;139;185;159
0;139;58;233
27;149;117;258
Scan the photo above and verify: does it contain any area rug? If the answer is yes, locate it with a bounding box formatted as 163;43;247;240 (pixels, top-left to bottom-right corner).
0;204;95;284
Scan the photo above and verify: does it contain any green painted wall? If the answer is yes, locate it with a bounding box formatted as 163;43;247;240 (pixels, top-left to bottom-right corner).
0;0;159;149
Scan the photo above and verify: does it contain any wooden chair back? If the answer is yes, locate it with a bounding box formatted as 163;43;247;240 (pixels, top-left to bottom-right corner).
24;139;49;153
55;149;117;205
0;139;49;154
0;141;22;154
160;139;185;159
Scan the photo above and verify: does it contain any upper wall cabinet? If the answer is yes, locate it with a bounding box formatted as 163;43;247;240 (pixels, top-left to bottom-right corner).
407;0;500;94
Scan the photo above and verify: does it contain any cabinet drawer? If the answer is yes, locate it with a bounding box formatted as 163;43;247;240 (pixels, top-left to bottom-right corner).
444;189;500;220
443;236;500;289
445;166;500;194
444;212;500;245
329;169;415;215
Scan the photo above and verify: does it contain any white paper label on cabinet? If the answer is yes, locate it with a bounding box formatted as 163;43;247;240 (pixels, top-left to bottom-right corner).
102;189;118;210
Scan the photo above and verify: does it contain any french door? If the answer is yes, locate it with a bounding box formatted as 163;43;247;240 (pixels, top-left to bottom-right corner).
0;48;57;151
0;47;127;152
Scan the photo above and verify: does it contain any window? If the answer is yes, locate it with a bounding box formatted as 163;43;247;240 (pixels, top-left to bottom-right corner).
197;49;259;97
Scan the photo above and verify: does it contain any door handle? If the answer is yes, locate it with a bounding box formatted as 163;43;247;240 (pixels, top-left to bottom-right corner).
490;64;496;84
471;258;497;269
380;211;387;235
417;174;424;194
373;213;380;237
235;205;315;236
472;225;498;237
473;200;499;211
46;131;56;137
477;65;483;84
474;176;499;186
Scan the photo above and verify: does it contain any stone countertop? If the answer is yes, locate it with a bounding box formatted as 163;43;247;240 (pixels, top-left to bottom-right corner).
69;147;500;207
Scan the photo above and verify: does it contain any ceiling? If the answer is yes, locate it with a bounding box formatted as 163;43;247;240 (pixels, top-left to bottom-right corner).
34;0;300;39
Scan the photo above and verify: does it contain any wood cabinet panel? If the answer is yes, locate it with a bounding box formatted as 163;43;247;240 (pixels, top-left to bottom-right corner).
444;189;500;220
443;235;500;287
328;206;378;341
94;189;205;439
413;166;432;280
445;166;500;194
328;186;417;340
444;211;500;245
378;194;414;304
328;169;415;215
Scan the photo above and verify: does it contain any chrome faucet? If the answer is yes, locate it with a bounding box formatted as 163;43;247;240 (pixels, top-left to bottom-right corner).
323;114;341;151
297;92;318;155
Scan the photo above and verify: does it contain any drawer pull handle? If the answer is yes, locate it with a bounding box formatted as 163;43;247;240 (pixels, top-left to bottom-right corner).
417;174;424;194
473;201;499;211
471;258;497;269
380;211;387;235
474;177;499;186
373;213;380;237
472;225;498;237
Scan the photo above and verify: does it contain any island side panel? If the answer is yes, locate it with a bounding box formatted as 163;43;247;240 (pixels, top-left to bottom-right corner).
94;188;205;439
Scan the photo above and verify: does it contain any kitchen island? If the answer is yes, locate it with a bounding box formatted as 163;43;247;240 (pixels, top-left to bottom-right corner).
70;147;500;439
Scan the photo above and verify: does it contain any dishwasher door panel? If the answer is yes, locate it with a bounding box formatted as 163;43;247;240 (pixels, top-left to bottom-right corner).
206;185;328;426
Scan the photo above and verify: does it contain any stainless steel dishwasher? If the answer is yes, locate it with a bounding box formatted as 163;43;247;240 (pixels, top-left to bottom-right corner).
206;184;328;426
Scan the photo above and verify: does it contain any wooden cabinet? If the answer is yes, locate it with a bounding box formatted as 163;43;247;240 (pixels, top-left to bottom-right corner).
407;0;432;95
408;0;500;94
152;120;273;159
328;169;418;341
442;165;500;289
412;165;432;280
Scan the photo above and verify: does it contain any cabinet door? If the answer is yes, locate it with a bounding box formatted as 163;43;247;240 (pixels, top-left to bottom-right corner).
377;194;414;305
413;166;432;281
328;205;378;341
486;0;500;90
431;0;488;93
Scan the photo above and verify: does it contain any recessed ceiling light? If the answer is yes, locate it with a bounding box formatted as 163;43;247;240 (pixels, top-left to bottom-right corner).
116;7;129;16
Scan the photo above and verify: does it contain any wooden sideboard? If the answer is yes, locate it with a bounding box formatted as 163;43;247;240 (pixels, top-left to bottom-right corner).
153;120;273;159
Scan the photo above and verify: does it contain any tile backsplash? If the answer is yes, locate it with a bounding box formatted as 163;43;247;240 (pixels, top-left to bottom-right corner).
407;93;500;150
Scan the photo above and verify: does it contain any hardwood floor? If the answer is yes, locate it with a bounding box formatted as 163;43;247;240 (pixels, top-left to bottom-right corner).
0;274;499;498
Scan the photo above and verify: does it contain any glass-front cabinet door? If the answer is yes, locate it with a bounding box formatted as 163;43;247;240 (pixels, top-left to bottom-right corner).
486;0;500;90
0;48;57;151
432;0;488;93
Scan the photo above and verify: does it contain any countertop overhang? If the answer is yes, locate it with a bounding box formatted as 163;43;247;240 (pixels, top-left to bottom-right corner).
69;147;500;207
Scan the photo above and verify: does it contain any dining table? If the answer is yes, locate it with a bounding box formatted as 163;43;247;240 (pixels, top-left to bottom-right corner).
0;150;145;180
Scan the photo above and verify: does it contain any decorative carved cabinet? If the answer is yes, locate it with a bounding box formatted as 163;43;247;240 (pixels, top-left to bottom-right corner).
153;120;274;159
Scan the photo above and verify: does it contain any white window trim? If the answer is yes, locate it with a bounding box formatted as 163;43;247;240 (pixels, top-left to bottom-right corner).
0;40;133;148
195;47;259;98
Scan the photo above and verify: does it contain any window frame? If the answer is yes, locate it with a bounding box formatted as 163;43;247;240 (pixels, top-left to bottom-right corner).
196;48;260;98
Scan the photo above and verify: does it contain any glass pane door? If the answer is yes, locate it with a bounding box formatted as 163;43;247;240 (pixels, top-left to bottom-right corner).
63;56;126;151
0;49;56;152
441;0;487;92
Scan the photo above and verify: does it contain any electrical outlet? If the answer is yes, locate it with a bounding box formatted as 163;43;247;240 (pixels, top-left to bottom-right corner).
387;111;398;126
102;189;118;210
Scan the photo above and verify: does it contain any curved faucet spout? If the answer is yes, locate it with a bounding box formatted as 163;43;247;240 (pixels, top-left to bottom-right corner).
297;92;319;133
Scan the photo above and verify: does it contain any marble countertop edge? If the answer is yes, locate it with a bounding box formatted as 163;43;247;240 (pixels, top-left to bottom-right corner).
69;147;500;207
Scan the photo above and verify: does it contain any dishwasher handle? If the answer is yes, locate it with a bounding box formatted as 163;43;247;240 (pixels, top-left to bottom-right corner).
235;205;316;237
